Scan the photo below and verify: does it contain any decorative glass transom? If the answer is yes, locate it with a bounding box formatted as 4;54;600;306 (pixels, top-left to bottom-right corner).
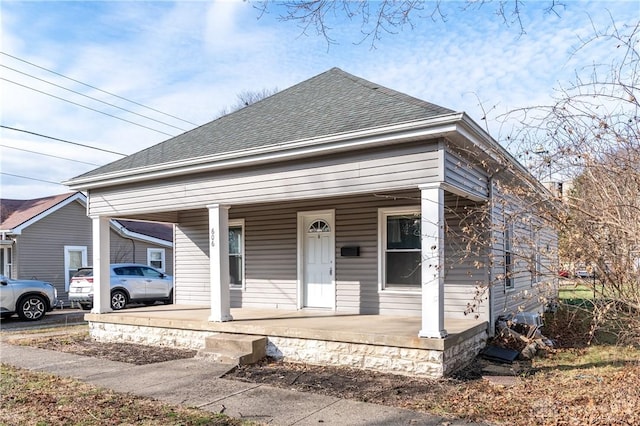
308;220;331;233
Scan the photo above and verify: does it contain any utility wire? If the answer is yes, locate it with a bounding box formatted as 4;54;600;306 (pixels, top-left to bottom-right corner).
0;172;64;186
1;125;127;156
0;144;102;166
2;64;189;132
1;77;175;137
1;51;199;127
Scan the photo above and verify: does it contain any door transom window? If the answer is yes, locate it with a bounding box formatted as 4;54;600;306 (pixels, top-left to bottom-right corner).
308;220;330;233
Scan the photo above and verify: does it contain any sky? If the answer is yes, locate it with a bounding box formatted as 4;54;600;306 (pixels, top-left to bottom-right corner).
1;0;638;199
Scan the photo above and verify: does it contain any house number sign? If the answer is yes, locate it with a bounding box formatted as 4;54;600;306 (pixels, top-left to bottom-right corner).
210;228;215;247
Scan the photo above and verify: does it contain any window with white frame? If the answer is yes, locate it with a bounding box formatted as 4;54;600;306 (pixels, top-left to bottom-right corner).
229;220;245;289
379;208;421;291
64;246;87;291
504;221;514;290
530;226;542;285
0;247;12;278
147;248;166;272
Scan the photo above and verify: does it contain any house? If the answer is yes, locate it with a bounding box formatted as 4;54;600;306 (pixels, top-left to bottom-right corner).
64;68;557;377
0;192;174;305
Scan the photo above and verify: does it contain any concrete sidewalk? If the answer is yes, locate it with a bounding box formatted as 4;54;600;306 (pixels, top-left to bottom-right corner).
0;343;484;425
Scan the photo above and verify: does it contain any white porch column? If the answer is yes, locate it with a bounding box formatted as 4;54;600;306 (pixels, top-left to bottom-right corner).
207;204;233;322
91;216;111;314
418;184;448;338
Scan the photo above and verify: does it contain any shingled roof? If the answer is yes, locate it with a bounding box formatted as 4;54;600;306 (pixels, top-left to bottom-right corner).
0;192;78;230
74;68;454;180
0;192;172;242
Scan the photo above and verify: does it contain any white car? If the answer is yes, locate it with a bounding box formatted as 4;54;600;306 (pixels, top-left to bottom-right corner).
0;274;58;321
69;264;173;311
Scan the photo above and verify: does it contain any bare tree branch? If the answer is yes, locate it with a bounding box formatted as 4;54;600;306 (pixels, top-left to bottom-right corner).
253;0;566;47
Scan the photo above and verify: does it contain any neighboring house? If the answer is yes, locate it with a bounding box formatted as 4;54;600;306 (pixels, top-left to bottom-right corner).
65;68;557;358
0;192;174;305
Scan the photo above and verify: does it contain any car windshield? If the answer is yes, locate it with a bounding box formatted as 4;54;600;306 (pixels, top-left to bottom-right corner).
0;274;9;282
73;269;93;278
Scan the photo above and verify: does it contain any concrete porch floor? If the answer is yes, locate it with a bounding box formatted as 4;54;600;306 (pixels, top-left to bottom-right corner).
85;305;487;352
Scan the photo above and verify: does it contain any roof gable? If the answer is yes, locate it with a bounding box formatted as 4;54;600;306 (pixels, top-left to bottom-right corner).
72;68;454;180
0;192;172;244
113;220;173;245
0;192;84;233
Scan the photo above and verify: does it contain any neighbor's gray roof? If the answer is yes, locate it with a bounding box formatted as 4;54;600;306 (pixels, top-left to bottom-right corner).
75;67;454;180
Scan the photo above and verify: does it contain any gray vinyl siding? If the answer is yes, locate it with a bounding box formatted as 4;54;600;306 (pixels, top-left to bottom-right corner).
109;233;174;276
239;205;298;309
173;190;491;317
443;193;490;321
174;193;425;313
87;142;442;217
174;210;210;304
15;200;92;305
444;149;490;200
489;182;558;326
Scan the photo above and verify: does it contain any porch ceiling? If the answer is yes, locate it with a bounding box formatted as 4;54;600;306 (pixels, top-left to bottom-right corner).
84;305;486;351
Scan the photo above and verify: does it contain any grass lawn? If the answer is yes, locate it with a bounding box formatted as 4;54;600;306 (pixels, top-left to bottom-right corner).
0;364;251;426
558;281;596;301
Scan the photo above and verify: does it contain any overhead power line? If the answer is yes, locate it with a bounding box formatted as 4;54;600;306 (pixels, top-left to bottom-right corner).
0;172;65;186
1;51;199;127
0;144;101;166
1;77;175;137
2;64;189;132
0;125;127;156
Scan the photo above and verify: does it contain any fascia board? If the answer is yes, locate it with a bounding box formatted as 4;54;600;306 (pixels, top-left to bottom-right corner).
110;220;173;247
8;193;87;235
65;114;464;190
454;115;548;194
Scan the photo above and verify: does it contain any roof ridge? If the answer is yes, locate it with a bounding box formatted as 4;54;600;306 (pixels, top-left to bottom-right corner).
329;67;454;114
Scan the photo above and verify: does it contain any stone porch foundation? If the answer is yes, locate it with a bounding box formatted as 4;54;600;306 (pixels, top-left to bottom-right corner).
88;321;487;378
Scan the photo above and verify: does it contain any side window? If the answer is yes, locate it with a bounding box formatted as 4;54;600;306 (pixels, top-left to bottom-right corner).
140;266;163;278
504;221;514;290
530;225;541;285
114;267;142;276
229;220;245;289
147;248;165;272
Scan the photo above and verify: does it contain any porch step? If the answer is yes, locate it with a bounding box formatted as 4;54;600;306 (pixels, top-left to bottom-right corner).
196;333;267;366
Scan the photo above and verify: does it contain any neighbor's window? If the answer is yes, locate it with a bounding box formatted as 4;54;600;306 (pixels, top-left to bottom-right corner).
0;247;12;278
504;221;514;290
147;248;166;272
229;220;245;289
530;226;542;285
379;208;421;291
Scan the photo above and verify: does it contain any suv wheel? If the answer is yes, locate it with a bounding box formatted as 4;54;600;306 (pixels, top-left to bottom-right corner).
17;295;47;321
110;290;127;310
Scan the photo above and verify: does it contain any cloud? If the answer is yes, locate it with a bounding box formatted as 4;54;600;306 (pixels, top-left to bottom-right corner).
1;0;636;199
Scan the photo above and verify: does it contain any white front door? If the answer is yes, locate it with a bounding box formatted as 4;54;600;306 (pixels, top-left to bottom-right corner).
300;211;335;308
